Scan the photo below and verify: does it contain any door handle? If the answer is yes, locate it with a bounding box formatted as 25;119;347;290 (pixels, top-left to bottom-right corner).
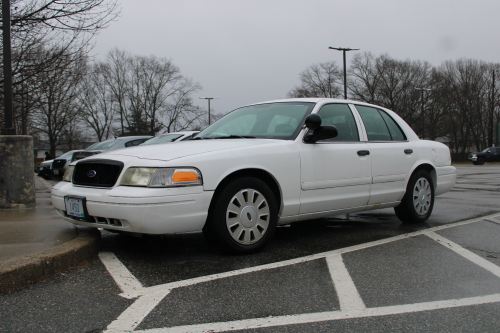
357;150;370;156
404;149;413;154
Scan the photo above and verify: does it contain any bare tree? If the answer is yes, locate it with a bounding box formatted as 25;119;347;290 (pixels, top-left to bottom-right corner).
79;62;116;141
287;61;342;98
30;49;86;157
1;0;120;128
104;48;130;135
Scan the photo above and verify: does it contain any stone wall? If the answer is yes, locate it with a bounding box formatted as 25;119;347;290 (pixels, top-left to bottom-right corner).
0;136;36;209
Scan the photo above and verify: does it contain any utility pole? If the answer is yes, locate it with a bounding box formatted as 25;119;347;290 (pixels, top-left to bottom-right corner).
415;87;431;140
489;70;496;147
199;97;218;125
328;47;359;99
2;0;15;135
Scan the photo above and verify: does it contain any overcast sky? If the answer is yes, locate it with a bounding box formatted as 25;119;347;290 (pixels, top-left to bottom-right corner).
91;0;500;115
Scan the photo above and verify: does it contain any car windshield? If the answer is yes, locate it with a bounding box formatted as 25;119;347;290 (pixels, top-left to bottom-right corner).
86;139;118;151
141;134;183;145
58;151;74;159
195;102;314;140
481;148;491;152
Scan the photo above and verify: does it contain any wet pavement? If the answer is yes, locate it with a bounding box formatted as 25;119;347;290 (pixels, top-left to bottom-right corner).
1;165;500;333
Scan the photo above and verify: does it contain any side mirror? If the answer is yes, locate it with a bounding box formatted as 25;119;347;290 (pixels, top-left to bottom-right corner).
303;114;338;143
305;114;322;130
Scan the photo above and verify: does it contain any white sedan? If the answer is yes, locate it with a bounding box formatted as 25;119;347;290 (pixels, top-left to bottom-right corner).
52;99;457;254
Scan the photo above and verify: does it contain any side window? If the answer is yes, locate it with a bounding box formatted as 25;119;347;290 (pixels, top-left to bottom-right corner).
379;111;407;141
317;104;359;141
125;139;148;147
355;105;391;141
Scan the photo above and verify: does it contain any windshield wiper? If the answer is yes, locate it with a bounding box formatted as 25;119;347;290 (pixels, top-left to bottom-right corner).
213;135;256;139
192;135;256;140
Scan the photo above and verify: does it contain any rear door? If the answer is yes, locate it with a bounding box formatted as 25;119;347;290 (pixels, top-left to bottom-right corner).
353;105;416;205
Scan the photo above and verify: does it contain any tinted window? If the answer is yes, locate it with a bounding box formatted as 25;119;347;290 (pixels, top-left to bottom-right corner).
355;105;391;141
317;104;359;141
379;111;407;141
87;139;118;150
125;139;148;147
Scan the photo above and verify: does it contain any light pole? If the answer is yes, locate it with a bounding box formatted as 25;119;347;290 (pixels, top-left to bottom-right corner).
415;87;431;140
199;97;218;125
328;46;359;100
2;0;15;135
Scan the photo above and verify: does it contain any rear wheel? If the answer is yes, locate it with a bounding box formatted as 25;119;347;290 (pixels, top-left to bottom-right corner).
477;158;485;165
395;169;434;224
203;177;278;254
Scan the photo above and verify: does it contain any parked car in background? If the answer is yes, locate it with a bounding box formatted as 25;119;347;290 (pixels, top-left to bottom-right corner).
38;159;54;179
468;147;500;165
51;150;85;177
72;136;153;161
52;99;456;254
140;131;199;146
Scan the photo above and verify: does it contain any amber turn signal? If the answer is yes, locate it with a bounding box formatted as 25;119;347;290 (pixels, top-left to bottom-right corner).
172;171;199;183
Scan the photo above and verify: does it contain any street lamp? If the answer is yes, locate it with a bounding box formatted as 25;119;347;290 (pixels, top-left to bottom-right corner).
199;97;218;125
415;87;431;140
328;46;359;100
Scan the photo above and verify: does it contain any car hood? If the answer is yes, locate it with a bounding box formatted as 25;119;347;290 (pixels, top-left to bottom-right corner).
93;139;282;162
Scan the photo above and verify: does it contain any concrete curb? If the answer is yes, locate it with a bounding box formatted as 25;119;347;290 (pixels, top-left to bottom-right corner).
0;227;101;295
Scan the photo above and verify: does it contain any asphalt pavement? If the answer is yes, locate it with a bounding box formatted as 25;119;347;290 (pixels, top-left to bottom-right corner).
0;165;499;333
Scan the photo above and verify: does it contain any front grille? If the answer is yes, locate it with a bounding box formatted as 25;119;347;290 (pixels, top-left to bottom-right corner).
73;159;124;187
52;159;66;168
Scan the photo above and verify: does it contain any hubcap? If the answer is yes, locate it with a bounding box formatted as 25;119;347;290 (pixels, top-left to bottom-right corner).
413;177;432;216
226;188;270;245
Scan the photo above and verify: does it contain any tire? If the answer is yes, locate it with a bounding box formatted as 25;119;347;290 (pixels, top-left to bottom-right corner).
472;162;478;165
395;169;434;224
203;177;278;254
477;158;485;165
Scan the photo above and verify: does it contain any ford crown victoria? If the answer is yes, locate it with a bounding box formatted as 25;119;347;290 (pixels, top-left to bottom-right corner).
52;99;457;254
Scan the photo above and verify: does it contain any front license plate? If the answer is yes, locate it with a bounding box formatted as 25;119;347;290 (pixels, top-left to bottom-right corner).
53;170;59;175
65;197;86;218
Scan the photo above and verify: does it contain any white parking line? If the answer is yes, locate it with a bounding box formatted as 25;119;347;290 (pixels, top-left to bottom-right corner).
485;217;500;226
326;254;365;311
135;294;500;333
99;252;145;299
102;212;500;332
106;289;171;333
135;213;499;298
424;231;500;279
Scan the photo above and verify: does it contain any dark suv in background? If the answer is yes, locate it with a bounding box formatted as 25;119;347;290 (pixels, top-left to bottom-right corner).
468;147;500;165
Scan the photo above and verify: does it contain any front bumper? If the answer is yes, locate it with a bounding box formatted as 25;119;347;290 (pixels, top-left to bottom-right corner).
435;166;457;196
51;182;214;234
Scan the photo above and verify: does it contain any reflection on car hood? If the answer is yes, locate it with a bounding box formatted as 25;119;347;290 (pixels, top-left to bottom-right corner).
95;139;279;162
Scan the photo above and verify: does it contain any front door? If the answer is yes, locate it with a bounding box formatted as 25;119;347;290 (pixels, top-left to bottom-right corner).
298;103;372;214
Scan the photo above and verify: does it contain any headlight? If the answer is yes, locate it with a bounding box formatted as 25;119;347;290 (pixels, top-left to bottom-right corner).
120;167;202;187
62;166;75;182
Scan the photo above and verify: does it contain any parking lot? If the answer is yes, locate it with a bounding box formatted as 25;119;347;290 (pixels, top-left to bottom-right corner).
1;165;500;332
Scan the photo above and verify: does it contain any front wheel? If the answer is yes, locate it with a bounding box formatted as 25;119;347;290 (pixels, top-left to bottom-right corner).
477;158;485;165
395;169;434;224
203;177;278;254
